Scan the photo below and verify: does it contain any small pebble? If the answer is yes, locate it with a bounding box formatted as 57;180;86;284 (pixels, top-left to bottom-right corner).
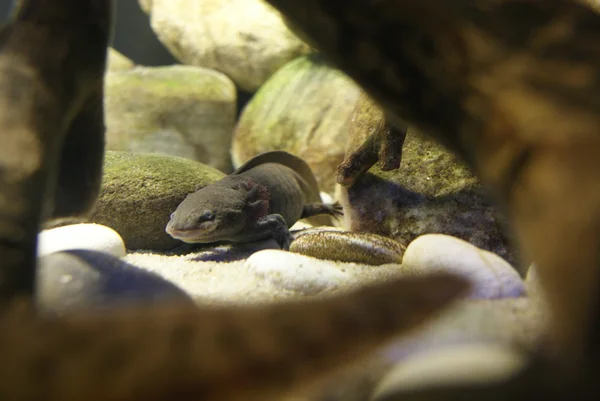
290;230;405;265
245;249;349;294
372;343;527;401
320;191;334;204
37;223;126;258
402;234;525;299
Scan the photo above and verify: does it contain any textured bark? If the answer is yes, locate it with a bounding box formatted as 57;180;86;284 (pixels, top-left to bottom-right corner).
0;4;470;401
264;0;600;389
0;273;467;401
0;0;112;304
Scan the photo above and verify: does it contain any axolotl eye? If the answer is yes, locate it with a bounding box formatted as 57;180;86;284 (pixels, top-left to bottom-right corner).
197;211;215;224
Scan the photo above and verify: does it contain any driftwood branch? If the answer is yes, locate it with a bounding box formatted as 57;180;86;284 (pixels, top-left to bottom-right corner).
0;0;111;304
265;0;600;395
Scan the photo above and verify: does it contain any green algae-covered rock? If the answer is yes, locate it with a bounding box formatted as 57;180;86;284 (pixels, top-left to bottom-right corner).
337;92;519;269
91;151;225;250
105;65;237;173
232;54;361;193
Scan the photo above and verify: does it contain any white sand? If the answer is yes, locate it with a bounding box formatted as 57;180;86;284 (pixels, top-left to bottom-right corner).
124;247;407;306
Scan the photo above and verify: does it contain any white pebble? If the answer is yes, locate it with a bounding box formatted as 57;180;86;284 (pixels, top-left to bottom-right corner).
245;249;349;294
37;223;126;258
319;191;334;204
290;220;313;231
372;343;527;400
402;234;525;299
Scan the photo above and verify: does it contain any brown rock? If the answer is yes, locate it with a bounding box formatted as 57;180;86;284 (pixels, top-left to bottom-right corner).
336;93;521;270
232;54;361;194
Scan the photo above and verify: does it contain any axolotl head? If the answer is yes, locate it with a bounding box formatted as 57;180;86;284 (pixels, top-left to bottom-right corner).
165;180;269;244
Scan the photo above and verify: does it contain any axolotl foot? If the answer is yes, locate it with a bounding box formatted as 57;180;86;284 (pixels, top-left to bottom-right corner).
256;213;294;250
301;201;344;220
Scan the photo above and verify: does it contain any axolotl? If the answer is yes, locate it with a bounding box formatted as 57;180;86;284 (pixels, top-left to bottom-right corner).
166;151;342;249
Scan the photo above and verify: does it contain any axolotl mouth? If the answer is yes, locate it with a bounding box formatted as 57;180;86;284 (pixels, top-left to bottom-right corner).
165;223;219;243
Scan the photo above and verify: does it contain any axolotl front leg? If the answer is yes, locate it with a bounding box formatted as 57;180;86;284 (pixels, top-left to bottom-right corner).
246;202;343;250
250;213;295;250
236;179;295;250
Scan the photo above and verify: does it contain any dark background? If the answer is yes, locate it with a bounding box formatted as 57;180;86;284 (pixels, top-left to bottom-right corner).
0;0;178;66
0;0;255;111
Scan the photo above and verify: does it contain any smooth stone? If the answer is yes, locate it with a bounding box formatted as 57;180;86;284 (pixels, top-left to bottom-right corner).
125;242;408;305
36;249;193;315
336;92;520;270
232;54;361;193
372;343;527;401
37;223;126;258
402;234;525;299
381;298;544;363
91;151;225;250
105;65;237;172
290;230;405;265
140;0;311;91
245;249;349;294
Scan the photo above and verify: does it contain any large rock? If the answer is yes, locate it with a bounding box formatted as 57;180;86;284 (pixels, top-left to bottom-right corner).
139;0;312;91
232;54;361;193
91;151;225;250
105;65;237;173
37;249;193;315
337;93;520;269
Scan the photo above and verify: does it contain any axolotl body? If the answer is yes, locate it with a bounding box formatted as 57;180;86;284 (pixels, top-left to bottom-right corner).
166;151;342;249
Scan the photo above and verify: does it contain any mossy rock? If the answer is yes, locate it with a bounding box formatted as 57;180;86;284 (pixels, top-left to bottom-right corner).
232;53;361;193
337;92;520;270
91;151;225;250
105;65;237;173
